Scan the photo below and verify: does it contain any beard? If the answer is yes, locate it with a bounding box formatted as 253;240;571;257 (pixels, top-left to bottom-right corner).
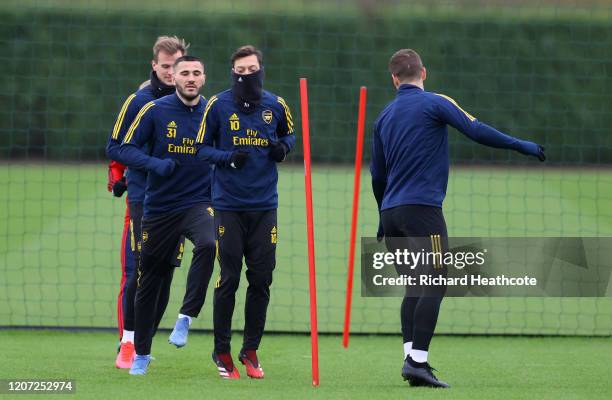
176;85;200;101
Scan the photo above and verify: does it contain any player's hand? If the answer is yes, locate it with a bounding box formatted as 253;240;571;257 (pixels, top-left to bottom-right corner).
376;220;384;242
112;177;128;197
268;141;288;162
230;150;249;169
520;141;546;162
536;145;546;162
152;158;176;177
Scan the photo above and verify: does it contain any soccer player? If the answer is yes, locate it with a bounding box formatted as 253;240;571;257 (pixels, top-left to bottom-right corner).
106;36;192;369
119;55;216;375
370;49;545;388
196;45;295;379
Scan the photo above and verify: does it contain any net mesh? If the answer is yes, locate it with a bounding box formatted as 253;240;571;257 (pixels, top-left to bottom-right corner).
1;0;611;336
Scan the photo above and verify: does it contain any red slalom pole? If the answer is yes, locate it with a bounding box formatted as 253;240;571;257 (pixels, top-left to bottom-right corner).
342;86;367;348
300;77;320;387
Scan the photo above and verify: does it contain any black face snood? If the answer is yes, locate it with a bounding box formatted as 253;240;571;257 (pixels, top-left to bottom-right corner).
231;68;264;113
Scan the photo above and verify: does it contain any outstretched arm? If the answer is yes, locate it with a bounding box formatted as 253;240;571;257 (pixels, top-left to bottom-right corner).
434;94;545;161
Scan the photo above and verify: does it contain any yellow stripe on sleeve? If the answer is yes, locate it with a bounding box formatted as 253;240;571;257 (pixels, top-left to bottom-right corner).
111;93;137;139
196;96;218;143
277;97;294;134
435;93;476;122
123;101;155;144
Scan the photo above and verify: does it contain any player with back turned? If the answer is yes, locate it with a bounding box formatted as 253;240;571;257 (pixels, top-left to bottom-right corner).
196;45;296;379
105;36;189;369
370;49;545;388
119;55;216;375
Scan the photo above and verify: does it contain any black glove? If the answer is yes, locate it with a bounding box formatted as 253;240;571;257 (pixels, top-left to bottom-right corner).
230;150;249;169
112;177;128;198
536;145;546;162
376;220;384;243
268;141;288;162
520;141;546;162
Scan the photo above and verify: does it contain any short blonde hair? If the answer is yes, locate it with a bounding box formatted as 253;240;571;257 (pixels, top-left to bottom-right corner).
153;36;189;61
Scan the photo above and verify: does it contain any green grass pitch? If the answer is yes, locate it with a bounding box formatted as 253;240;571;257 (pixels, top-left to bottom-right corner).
1;163;611;398
0;331;610;399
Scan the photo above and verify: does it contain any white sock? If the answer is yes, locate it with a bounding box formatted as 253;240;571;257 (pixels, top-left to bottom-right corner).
121;330;134;343
178;314;193;325
410;349;428;363
403;342;412;359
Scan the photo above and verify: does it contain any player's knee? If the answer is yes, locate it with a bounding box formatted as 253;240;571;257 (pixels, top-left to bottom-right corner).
245;269;273;289
139;251;154;268
218;271;241;293
193;236;216;255
140;251;171;277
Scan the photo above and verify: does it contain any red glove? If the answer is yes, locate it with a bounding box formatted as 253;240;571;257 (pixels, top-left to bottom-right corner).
107;160;126;192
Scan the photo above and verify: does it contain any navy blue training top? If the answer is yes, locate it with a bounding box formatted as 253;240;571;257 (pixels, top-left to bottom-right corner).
119;93;212;216
196;89;296;211
105;71;175;203
371;84;539;210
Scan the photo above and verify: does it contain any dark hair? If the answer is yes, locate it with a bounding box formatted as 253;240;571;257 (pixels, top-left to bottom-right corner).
388;49;423;82
230;45;263;66
173;55;204;70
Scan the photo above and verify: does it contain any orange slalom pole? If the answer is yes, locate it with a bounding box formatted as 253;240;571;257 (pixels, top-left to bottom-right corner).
342;86;367;348
300;77;320;387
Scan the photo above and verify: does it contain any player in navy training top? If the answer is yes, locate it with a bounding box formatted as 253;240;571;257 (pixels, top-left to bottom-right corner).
370;49;545;388
196;45;296;380
105;36;189;369
119;56;216;376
